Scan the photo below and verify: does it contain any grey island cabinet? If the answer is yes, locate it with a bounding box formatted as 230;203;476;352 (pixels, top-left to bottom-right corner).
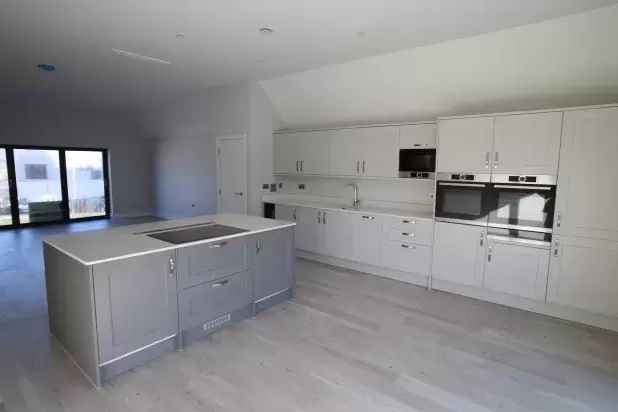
43;214;295;388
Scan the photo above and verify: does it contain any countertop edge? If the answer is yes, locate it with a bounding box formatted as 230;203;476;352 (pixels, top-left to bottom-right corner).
42;223;296;266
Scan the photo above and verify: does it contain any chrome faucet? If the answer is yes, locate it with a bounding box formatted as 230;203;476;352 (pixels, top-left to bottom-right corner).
345;184;360;207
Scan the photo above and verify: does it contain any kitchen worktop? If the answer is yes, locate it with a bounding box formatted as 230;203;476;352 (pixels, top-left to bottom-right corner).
262;194;434;221
42;214;295;265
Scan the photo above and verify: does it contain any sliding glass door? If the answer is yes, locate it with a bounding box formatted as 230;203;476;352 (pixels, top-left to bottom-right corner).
0;145;110;229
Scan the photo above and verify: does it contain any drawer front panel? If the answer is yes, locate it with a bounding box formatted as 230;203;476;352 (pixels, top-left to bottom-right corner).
179;270;252;330
177;237;249;289
381;240;431;276
386;229;433;246
382;216;433;233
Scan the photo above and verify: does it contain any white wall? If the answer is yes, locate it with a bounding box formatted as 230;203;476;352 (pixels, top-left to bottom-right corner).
261;4;618;129
152;81;281;219
0;103;155;217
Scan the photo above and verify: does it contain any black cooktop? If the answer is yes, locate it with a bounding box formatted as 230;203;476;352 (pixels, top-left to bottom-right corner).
146;224;249;245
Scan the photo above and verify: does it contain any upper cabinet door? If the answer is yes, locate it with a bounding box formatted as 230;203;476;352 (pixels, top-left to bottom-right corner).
493;112;563;175
399;124;437;149
554;107;618;241
274;133;300;175
360;126;399;177
298;130;331;175
437;117;495;173
330;129;363;176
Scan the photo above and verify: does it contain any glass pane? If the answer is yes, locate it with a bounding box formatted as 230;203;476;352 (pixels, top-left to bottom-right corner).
0;149;12;226
443;189;482;217
14;149;64;224
66;151;106;219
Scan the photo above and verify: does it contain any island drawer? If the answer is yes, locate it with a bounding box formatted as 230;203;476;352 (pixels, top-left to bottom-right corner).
386;229;433;246
380;240;431;276
176;236;249;290
178;270;253;331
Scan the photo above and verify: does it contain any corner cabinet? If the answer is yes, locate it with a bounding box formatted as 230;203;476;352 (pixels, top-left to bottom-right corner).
437;117;495;173
93;251;178;365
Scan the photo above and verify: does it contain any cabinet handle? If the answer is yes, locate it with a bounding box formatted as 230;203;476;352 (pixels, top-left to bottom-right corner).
402;220;415;224
357;160;360;173
485;152;490;169
211;280;229;288
487;246;492;262
361;215;375;219
168;257;175;277
494;152;499;169
402;232;415;237
293;208;296;220
556;212;562;228
401;244;415;250
554;240;560;257
256;238;261;255
296;161;299;172
300;161;304;172
317;211;321;223
413;143;428;147
234;192;243;196
211;242;228;248
479;231;484;246
362;160;365;173
322;211;327;224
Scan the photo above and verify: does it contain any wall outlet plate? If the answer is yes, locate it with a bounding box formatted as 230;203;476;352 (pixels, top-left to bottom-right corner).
298;184;305;190
278;183;283;188
270;183;277;192
262;184;269;190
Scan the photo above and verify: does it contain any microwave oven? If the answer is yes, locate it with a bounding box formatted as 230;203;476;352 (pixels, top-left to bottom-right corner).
398;149;436;178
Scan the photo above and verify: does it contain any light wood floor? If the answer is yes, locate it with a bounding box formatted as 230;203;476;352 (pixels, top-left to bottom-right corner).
1;222;617;411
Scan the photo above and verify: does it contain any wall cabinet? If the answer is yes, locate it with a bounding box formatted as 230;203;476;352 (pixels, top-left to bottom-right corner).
492;112;562;175
350;213;382;266
329;129;363;176
273;133;298;175
482;241;549;301
431;222;486;287
254;227;295;304
93;251;178;363
273;131;330;175
547;236;618;317
437;117;495;173
399;123;437;149
554;107;618;242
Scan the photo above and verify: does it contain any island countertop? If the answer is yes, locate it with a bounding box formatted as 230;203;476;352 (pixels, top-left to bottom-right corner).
42;214;296;266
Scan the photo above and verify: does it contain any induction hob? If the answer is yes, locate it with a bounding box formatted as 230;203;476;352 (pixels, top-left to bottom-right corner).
146;224;249;245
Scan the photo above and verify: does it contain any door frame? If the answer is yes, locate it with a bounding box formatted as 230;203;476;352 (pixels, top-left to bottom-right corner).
0;144;111;230
216;134;248;214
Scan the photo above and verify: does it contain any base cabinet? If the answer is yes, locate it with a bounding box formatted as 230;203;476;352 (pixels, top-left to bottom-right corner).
482;241;549;301
254;227;295;304
547;236;618;317
432;222;486;287
93;251;178;364
350;214;382;266
296;207;320;253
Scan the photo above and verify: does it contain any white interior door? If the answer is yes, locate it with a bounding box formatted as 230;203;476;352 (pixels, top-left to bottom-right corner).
217;135;247;214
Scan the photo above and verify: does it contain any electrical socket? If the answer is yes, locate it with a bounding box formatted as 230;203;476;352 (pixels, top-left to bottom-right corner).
298;184;305;190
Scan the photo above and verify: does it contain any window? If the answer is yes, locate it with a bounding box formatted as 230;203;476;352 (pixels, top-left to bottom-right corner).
25;164;48;180
90;169;103;180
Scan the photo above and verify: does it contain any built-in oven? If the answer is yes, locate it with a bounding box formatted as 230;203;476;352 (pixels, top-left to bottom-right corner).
398;149;436;179
487;174;557;246
434;173;491;226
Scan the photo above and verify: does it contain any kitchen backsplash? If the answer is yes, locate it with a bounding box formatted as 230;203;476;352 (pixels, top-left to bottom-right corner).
273;175;434;206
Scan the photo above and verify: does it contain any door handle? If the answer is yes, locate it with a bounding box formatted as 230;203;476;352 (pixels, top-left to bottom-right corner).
479;231;484;246
234;192;243;196
357;160;360;173
485;152;490;169
322;211;326;224
293;208;296;220
362;160;365;174
556;212;562;228
487;246;492;262
168;257;175;278
211;242;228;248
494;152;499;169
554;240;560;257
211;280;229;288
296;161;299;172
256;238;261;255
317;211;321;223
300;161;304;172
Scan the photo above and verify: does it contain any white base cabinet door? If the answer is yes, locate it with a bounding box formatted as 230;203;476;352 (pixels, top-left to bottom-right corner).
492;112;562;175
431;222;486;287
296;207;320;254
320;210;351;260
350;214;382;266
275;204;295;222
482;241;550;301
437;117;495;173
547;236;618;317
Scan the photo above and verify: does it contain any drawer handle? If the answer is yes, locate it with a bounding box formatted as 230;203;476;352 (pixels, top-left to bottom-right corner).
402;220;415;224
402;232;415;237
211;242;229;248
401;244;415;249
211;280;229;288
362;215;375;219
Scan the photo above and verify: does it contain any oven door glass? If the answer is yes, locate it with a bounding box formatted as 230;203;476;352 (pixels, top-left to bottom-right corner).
435;182;490;223
488;184;556;231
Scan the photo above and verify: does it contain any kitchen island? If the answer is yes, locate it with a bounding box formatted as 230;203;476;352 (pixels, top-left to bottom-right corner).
43;214;295;388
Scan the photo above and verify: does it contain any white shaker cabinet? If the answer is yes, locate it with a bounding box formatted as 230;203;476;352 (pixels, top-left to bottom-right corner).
350;213;382;266
482;241;549;301
437;117;495;173
399;123;437;149
547;236;618;317
320;210;351;260
330;129;363;176
274;133;300;175
432;222;486;287
492;112;562;175
298;130;331;175
295;207;320;254
274;204;295;222
554;107;618;242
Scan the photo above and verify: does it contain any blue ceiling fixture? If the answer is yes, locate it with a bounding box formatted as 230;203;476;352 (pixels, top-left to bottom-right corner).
37;64;56;72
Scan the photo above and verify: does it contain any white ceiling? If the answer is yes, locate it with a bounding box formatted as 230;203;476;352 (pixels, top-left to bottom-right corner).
1;0;617;113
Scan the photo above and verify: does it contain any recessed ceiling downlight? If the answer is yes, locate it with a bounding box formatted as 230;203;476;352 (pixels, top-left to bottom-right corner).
38;64;56;72
111;49;171;65
259;27;273;34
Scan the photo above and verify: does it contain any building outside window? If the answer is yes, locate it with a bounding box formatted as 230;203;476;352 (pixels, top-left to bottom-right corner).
25;164;48;180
